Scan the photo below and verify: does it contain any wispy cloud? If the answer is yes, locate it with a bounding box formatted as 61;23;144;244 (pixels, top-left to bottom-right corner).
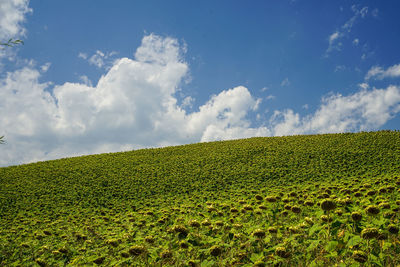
365;64;400;80
326;5;373;55
78;52;87;60
78;50;118;69
281;77;290;87
181;96;194;109
79;75;92;87
334;65;346;72
358;83;369;89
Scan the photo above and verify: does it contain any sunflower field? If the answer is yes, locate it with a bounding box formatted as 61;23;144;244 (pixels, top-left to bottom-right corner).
1;131;400;266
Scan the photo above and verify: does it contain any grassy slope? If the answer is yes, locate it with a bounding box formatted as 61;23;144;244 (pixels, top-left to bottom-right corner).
1;130;400;265
1;131;399;212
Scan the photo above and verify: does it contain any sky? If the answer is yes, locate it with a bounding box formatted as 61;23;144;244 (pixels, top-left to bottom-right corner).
1;0;400;166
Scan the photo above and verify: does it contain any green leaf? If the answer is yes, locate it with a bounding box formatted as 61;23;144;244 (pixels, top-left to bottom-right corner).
331;220;343;229
347;235;362;248
201;260;216;267
306;240;320;252
309;224;322;236
372;217;386;227
325;241;338;252
382;241;392;251
343;231;352;242
327;251;338;258
250;252;262;262
369;253;383;267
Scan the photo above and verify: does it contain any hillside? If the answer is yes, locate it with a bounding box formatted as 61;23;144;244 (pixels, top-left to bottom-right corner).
1;131;400;266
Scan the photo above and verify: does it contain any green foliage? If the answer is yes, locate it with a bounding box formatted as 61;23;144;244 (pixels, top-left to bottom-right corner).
1;130;400;265
0;38;24;49
0;136;4;144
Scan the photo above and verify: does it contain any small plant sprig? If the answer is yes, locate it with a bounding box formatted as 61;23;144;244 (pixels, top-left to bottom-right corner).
0;39;24;49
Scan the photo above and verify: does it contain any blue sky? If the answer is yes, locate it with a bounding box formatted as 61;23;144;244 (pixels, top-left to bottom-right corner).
1;0;400;166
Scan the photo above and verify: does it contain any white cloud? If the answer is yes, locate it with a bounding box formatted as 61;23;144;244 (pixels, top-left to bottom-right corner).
78;52;87;60
334;65;346;72
181;96;194;108
372;8;379;18
361;54;367;60
0;0;31;66
190;87;269;142
0;0;31;40
359;7;368;18
353;38;359;46
358;83;369;89
326;5;369;54
271;86;400;136
0;34;265;165
88;51;105;68
79;75;92;87
79;50;118;69
326;32;342;53
40;62;51;72
2;34;400;166
365;64;400;80
135;34;183;65
329;32;340;44
365;66;383;79
281;77;290;87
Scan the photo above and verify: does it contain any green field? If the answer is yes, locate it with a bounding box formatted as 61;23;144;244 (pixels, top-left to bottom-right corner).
1;131;400;266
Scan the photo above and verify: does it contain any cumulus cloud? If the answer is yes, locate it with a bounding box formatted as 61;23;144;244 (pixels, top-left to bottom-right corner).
2;34;400;166
0;0;31;39
188;86;267;142
0;0;31;65
0;34;265;165
271;86;400;136
365;64;400;80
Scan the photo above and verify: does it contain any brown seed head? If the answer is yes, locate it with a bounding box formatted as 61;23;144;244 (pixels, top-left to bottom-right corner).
353;250;368;263
388;224;399;234
351;212;362;222
365;205;380;216
291;206;301;214
320;199;336;211
275;247;289;258
209;245;223;257
252;229;266;239
361;228;379;239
